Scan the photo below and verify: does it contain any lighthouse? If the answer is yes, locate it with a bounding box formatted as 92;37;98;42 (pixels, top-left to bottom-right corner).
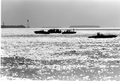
27;19;30;28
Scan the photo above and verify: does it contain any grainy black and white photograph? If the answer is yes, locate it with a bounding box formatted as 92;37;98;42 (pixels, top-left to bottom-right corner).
1;0;120;81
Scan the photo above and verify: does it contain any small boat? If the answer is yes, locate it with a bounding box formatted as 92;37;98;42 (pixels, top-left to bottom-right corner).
62;29;76;34
88;33;117;38
47;29;62;33
34;30;50;34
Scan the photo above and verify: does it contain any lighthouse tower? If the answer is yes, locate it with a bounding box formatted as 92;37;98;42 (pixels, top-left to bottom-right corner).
27;19;30;28
3;22;5;26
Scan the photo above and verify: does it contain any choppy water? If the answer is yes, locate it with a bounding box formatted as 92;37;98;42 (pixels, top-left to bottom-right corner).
1;28;120;81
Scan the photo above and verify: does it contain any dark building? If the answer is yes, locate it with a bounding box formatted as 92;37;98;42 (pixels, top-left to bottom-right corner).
1;25;26;28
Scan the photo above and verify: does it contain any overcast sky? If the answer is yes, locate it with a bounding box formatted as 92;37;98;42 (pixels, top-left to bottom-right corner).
1;0;120;28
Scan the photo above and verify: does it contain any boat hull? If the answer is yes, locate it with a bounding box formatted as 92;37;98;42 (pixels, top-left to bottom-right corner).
34;31;50;34
62;32;76;34
88;35;117;38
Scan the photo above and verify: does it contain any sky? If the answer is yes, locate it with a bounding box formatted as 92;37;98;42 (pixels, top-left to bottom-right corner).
1;0;120;28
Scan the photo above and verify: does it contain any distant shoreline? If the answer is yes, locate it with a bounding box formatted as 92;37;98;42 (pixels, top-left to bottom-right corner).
1;28;120;30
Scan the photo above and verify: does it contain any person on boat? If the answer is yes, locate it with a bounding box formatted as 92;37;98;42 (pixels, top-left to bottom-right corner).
97;32;100;36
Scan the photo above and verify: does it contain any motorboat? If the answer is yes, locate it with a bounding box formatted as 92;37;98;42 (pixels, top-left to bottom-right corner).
62;29;76;34
88;33;117;38
34;30;50;34
47;29;62;33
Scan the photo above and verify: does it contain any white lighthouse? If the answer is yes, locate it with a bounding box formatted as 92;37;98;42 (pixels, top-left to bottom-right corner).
27;19;30;28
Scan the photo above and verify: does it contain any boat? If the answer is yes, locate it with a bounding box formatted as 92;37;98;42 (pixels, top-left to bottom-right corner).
34;30;50;34
47;29;62;33
34;29;62;34
62;29;76;34
88;33;117;38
